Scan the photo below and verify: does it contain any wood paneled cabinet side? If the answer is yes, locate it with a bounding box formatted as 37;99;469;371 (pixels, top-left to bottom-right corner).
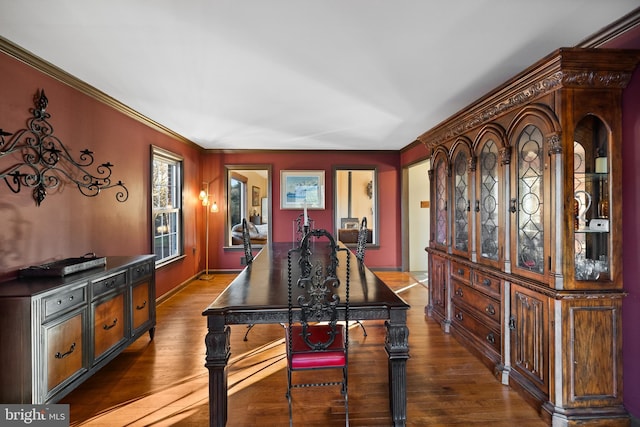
420;48;640;426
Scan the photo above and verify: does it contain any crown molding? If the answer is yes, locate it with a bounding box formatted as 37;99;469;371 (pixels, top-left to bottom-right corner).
0;36;201;150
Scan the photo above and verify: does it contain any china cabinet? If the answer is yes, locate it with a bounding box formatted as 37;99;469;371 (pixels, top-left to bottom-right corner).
419;48;640;426
0;255;156;404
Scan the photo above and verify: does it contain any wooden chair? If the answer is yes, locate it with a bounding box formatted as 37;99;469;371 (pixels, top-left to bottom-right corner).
241;218;256;341
355;216;368;263
286;229;350;426
241;218;254;265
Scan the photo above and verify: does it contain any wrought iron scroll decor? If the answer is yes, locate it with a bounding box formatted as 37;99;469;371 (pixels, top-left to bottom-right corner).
0;89;128;206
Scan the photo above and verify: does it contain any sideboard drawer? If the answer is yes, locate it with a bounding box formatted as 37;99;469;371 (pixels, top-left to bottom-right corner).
130;261;153;282
93;292;126;360
92;271;127;299
45;311;85;394
451;260;471;284
473;271;501;299
44;286;87;319
452;304;501;355
452;282;500;326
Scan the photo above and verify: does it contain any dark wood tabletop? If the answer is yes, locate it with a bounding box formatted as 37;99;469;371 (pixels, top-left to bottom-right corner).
204;241;409;318
202;241;410;427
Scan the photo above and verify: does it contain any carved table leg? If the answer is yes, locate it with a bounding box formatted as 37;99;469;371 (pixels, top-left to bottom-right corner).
385;309;409;427
205;315;231;427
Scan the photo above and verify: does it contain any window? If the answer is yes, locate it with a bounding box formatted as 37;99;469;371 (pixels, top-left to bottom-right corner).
152;146;183;265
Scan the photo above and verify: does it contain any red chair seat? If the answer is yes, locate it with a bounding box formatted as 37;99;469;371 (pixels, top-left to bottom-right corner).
288;324;346;369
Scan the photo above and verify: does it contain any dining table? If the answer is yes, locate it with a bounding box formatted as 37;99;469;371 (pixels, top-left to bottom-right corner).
202;241;410;426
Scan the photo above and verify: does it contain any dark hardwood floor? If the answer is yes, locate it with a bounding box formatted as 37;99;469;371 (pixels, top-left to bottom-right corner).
63;271;546;426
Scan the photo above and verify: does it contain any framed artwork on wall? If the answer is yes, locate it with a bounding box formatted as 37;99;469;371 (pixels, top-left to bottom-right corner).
252;186;260;206
280;170;325;209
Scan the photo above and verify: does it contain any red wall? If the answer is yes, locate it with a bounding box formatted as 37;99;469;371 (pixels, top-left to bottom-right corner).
203;150;402;270
604;32;640;420
0;52;204;298
400;140;430;166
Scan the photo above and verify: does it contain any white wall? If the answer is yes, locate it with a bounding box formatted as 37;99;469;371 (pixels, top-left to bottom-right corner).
408;159;430;271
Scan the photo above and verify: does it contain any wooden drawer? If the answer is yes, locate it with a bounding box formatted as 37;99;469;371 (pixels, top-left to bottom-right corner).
130;261;153;282
92;271;127;299
132;281;151;331
450;260;471;284
44;285;86;319
93;292;126;360
45;311;85;393
473;271;501;299
452;281;500;326
452;303;500;355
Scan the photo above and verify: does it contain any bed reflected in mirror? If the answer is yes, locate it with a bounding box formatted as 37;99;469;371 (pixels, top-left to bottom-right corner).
225;165;271;247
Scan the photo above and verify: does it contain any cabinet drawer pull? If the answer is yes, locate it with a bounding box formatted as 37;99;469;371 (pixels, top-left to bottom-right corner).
485;304;496;316
482;278;491;287
455;312;463;321
104;279;116;289
136;300;147;310
103;318;118;330
455;287;463;297
57;295;74;305
55;342;76;359
486;333;495;344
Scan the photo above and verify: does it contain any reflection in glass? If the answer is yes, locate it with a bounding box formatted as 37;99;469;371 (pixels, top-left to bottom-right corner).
334;168;377;245
517;125;544;273
573;115;610;281
480;140;499;260
435;157;447;245
453;151;469;252
225;166;270;247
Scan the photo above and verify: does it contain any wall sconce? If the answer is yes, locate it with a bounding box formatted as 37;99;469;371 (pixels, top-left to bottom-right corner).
199;181;218;280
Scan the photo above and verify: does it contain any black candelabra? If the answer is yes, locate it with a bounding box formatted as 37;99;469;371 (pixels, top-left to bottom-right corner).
0;89;128;206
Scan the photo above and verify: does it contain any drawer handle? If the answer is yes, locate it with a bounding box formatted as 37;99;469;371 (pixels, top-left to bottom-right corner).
104;279;116;289
457;268;464;276
455;287;463;297
55;342;76;359
57;295;74;305
482;278;491;287
485;304;496;316
136;300;147;310
486;333;495;344
103;318;118;330
455;312;463;321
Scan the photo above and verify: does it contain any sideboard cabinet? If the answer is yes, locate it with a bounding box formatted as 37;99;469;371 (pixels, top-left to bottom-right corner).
419;48;640;426
0;255;156;404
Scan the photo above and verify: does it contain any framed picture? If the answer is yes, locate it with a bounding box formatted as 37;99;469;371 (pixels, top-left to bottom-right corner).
280;170;325;209
252;186;260;206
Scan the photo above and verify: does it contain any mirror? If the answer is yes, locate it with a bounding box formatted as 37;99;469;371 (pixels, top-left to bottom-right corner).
333;167;378;246
225;165;271;247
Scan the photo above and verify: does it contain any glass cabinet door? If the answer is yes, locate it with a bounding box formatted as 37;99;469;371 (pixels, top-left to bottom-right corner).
452;149;470;256
573;115;610;282
514;124;545;275
478;140;500;264
433;155;448;248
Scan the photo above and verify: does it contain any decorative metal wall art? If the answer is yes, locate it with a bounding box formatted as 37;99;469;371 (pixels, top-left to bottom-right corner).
0;89;128;206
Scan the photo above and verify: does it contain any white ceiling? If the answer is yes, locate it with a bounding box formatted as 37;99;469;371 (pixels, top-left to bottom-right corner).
1;1;638;151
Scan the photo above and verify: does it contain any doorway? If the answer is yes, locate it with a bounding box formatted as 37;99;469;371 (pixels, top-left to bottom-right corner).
405;159;430;278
